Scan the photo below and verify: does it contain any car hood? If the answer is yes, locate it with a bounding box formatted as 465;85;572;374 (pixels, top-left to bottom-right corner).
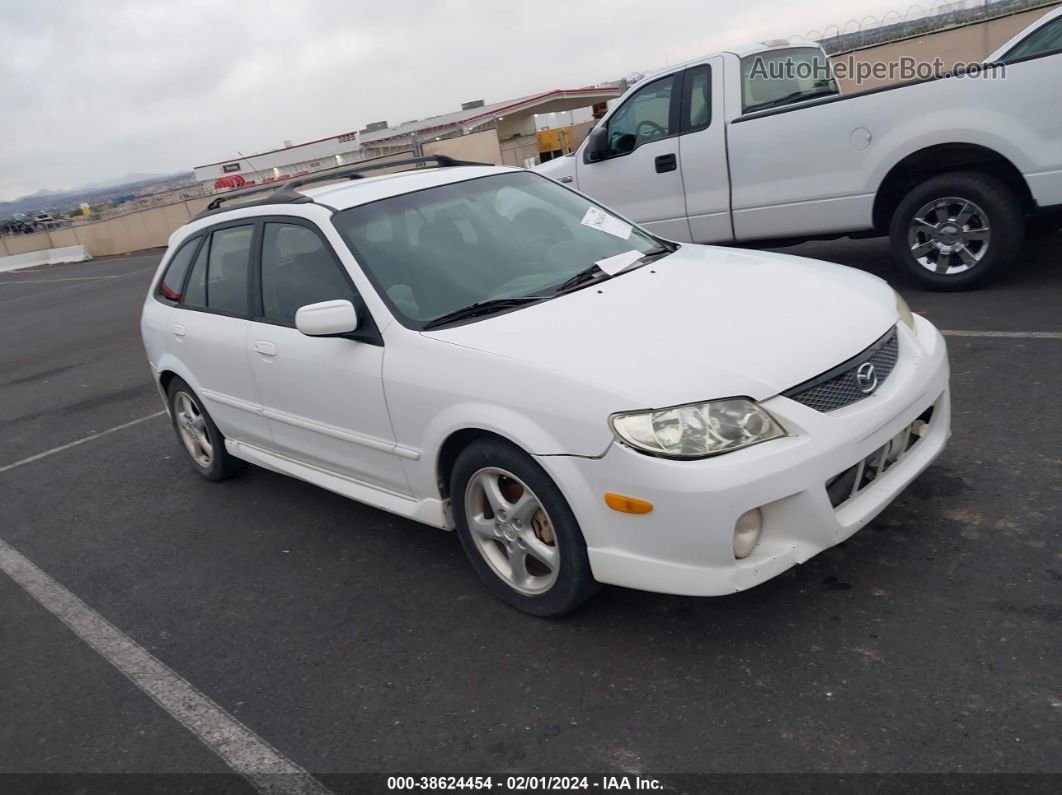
423;245;898;407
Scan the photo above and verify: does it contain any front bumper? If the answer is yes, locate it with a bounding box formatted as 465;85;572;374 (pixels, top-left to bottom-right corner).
538;316;951;597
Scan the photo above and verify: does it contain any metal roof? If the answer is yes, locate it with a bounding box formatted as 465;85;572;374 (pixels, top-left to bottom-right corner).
358;87;621;145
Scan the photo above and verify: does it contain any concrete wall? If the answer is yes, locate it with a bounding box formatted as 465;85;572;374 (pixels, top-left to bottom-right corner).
425;129;505;164
833;3;1061;93
0;152;415;260
499;136;541;167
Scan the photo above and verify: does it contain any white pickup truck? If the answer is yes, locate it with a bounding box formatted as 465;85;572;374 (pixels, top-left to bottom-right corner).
536;12;1062;289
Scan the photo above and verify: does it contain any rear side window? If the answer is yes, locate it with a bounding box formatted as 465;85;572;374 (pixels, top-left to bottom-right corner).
179;225;254;315
156;237;199;302
682;66;711;132
260;223;356;324
183;238;208;308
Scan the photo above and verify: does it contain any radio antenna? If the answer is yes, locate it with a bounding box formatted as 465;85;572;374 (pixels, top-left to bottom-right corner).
236;150;266;181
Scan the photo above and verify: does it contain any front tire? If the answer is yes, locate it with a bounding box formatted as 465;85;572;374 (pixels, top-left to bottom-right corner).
889;171;1024;291
166;377;244;481
451;438;599;617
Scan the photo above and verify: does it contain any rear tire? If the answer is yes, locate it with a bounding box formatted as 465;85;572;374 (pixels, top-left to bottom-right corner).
889;171;1024;291
166;377;244;481
451;438;599;617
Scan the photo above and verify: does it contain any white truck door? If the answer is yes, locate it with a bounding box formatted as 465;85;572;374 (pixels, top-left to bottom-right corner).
574;72;692;241
677;58;733;243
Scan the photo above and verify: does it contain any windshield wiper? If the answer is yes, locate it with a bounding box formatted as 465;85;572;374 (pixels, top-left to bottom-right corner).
421;297;541;330
550;244;677;295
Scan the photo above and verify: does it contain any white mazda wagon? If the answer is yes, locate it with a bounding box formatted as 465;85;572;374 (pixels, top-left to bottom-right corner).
141;157;951;616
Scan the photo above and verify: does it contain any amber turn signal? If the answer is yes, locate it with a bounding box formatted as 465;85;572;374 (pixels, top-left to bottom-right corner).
604;493;654;514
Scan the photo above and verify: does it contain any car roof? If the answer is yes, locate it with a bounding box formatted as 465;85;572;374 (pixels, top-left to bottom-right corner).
166;164;520;248
301;164;515;211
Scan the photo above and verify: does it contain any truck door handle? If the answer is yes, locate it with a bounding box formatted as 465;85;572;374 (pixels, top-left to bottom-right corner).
655;154;677;173
254;340;277;357
558;175;573;184
172;323;186;338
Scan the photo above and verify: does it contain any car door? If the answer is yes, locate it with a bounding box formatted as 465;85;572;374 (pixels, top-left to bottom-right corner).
171;221;272;446
247;218;410;495
574;72;691;241
677;59;734;243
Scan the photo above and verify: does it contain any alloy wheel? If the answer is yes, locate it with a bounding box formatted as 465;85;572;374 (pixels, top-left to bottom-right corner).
463;467;560;595
174;391;212;468
908;196;991;275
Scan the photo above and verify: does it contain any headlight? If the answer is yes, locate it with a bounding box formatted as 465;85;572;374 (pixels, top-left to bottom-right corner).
610;398;786;459
895;291;917;334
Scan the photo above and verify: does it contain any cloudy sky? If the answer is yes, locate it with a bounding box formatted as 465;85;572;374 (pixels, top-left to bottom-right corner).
2;0;906;200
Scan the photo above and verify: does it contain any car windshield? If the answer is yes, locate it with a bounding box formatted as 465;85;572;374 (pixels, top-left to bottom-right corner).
741;47;838;114
332;171;665;328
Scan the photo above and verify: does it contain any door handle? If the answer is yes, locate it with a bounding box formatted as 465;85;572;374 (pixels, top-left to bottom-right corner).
655;153;677;173
558;175;573;184
172;323;186;338
254;340;278;357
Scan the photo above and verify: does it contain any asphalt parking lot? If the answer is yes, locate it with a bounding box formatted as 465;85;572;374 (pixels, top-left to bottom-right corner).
1;235;1059;791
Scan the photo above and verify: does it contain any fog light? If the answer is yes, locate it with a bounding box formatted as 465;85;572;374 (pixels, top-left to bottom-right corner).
733;508;763;559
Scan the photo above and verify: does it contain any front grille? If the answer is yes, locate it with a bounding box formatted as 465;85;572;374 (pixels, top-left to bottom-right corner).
783;327;899;413
826;405;935;508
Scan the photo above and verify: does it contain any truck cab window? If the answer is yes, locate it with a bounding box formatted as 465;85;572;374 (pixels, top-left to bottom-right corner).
1002;16;1062;61
682;66;712;132
741;47;837;114
606;75;675;156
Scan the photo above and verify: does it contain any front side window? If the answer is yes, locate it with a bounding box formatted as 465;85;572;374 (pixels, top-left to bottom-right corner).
741;47;838;114
180;225;253;315
260;223;357;324
157;237;199;302
333;171;666;329
606;75;676;156
1002;16;1062;61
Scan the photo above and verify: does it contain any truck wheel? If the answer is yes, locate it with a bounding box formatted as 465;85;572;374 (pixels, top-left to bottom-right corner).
889;171;1024;291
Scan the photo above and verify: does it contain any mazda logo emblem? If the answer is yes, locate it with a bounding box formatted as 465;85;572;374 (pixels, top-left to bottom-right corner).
856;362;878;394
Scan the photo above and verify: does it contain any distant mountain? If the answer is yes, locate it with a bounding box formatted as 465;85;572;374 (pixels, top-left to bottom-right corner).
1;171;194;217
80;172;172;190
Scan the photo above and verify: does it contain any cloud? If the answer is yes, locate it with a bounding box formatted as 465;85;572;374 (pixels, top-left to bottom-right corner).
1;0;902;200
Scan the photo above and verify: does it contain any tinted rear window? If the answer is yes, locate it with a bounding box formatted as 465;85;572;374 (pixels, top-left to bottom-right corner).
157;237;199;302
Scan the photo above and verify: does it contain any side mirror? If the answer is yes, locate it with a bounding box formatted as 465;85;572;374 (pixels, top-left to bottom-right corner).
295;299;360;337
583;125;610;164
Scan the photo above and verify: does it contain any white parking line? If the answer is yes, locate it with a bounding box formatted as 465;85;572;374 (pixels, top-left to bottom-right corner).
0;412;166;474
0;266;157;308
0;537;331;794
0;275;123;283
942;330;1062;339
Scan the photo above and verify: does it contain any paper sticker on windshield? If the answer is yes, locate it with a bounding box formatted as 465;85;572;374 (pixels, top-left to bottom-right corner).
581;207;631;240
595;250;644;275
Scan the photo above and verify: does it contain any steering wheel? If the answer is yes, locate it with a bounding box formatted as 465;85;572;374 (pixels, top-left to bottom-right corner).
636;120;666;139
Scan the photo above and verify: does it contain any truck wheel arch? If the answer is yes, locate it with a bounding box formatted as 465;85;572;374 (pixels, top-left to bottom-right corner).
873;143;1034;232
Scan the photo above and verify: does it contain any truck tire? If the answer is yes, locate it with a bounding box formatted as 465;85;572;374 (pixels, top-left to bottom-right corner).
889;171;1024;291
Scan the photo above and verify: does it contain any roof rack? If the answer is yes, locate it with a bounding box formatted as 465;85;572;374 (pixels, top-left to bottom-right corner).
193;155;491;220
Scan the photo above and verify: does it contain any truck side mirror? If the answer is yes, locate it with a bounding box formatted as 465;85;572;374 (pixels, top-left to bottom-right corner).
583;126;610;164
